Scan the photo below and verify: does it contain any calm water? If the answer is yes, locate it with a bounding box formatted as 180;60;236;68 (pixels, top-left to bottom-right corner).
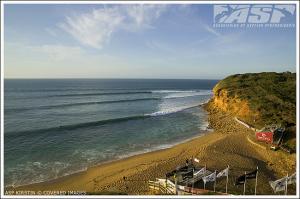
4;79;218;187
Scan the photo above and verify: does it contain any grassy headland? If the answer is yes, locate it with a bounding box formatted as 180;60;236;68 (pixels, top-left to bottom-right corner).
211;72;296;149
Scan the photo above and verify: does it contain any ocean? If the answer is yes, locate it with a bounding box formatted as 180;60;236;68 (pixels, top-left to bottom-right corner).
4;79;218;187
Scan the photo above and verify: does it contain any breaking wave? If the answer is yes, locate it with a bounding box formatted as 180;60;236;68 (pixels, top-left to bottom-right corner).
6;104;202;137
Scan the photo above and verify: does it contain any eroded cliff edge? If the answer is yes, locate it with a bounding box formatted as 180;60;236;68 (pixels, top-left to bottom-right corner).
208;72;296;148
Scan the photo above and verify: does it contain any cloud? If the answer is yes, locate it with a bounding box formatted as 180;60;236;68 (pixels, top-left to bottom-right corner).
58;5;167;49
125;5;167;30
58;7;124;49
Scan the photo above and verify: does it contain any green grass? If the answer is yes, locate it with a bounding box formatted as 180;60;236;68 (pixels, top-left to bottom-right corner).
214;72;296;147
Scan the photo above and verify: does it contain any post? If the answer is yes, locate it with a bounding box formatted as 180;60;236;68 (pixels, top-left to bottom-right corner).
214;170;217;192
243;171;247;195
192;168;194;195
165;175;168;194
185;176;188;191
203;164;207;190
285;173;288;195
226;165;229;194
255;166;258;195
175;174;178;195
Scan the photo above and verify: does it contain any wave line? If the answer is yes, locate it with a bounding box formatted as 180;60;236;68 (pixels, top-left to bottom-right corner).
5;98;160;113
5;104;202;138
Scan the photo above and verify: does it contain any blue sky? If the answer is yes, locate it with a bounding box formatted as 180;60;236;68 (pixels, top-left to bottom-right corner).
4;4;296;79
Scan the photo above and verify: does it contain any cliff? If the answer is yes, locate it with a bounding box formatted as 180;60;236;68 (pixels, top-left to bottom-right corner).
209;72;296;147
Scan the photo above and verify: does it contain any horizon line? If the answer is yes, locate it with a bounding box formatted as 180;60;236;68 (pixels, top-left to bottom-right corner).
3;77;222;80
3;78;223;81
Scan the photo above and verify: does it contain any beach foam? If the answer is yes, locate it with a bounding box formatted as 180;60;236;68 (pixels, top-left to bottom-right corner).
164;90;212;99
145;104;201;117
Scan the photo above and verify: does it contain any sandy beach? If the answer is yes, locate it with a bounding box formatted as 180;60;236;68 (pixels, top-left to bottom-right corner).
7;103;296;195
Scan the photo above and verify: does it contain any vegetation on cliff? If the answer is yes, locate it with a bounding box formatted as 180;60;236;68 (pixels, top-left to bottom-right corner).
211;72;296;148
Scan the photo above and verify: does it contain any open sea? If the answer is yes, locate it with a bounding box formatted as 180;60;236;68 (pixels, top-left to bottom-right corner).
4;79;218;187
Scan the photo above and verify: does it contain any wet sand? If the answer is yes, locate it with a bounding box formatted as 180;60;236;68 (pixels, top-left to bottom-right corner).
7;103;296;195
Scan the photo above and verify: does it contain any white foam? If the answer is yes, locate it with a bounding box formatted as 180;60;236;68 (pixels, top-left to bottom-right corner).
116;135;206;160
5;161;72;188
151;90;198;93
145;104;200;117
164;91;212;99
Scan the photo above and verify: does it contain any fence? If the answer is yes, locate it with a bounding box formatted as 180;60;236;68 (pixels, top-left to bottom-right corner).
148;178;228;195
148;179;175;194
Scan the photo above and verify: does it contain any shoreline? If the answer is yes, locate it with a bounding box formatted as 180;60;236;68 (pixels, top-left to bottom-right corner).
9;132;210;187
8;131;225;195
6;129;209;189
5;103;210;189
6;103;296;195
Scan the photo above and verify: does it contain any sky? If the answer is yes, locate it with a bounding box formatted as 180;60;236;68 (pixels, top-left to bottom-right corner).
4;4;297;79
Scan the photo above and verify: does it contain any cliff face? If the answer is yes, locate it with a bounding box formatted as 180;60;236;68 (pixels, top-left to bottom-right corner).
209;72;296;129
211;82;260;126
